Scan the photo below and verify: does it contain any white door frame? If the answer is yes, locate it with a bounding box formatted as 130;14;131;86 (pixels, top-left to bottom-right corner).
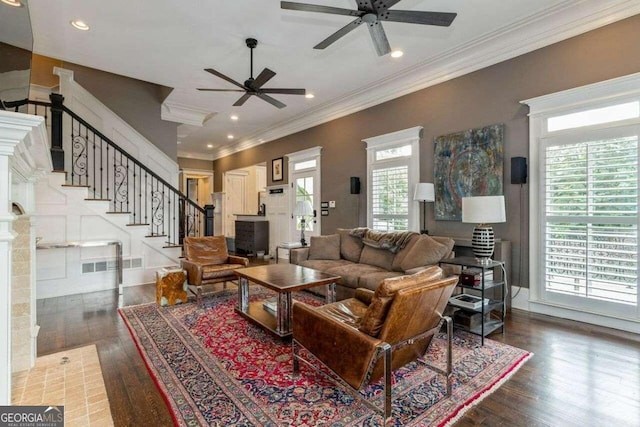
287;146;322;241
180;168;214;207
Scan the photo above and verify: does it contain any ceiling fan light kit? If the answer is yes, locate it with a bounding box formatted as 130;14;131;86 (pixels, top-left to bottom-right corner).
281;0;456;56
198;38;307;109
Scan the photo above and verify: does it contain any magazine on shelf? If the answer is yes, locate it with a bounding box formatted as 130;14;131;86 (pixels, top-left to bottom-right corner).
448;294;490;310
262;298;277;315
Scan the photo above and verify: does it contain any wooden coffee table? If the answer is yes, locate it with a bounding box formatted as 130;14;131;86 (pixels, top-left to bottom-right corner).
234;264;340;338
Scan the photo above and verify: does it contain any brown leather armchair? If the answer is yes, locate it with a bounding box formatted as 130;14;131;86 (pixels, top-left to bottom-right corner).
181;236;249;306
292;266;458;420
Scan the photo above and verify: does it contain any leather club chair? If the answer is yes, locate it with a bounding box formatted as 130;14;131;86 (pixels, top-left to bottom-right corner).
181;236;249;306
292;266;458;420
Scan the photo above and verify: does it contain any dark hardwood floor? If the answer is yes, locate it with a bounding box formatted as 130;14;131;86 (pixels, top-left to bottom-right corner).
37;270;640;426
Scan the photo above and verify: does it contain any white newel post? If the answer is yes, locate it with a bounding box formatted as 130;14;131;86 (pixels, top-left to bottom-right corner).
0;110;49;404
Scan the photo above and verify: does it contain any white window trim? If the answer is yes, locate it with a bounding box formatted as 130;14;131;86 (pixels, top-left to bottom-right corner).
364;126;422;232
522;72;640;334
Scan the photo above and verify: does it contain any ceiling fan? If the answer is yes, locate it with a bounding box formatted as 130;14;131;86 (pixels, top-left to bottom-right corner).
281;0;457;56
198;38;306;109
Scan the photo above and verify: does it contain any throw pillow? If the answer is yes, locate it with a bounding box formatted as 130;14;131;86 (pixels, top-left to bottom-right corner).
359;245;395;271
399;235;449;272
308;234;341;260
358;266;443;337
337;228;364;262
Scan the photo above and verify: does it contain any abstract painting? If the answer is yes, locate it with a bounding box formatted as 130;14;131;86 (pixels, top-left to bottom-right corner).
434;124;504;220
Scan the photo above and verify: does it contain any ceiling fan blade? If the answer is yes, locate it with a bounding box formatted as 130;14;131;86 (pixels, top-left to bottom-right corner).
367;21;391;56
380;0;403;10
358;0;374;11
382;10;457;26
253;68;277;89
261;88;306;95
314;18;363;50
197;88;245;92
204;68;246;90
256;93;286;109
281;1;361;17
233;93;252;107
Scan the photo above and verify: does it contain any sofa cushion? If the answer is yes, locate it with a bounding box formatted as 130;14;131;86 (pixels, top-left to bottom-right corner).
308;234;341;260
359;245;395;271
326;263;387;289
395;235;450;272
391;234;421;272
358;266;443;337
300;259;353;272
337;228;364;262
358;271;404;291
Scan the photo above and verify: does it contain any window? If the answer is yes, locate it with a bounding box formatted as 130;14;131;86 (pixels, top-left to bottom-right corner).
524;73;640;332
364;127;421;232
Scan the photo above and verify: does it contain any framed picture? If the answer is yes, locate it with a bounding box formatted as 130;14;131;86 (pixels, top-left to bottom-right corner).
272;157;283;182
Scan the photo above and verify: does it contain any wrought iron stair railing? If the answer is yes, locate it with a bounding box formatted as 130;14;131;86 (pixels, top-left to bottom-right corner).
9;95;211;246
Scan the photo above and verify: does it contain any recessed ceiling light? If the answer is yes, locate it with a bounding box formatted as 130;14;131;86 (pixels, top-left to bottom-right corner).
207;144;213;148
391;50;404;58
70;20;90;31
227;134;234;140
177;141;181;144
1;0;22;7
230;115;239;121
305;93;315;99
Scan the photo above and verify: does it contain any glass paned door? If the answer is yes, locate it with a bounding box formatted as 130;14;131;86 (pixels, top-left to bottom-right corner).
291;172;318;242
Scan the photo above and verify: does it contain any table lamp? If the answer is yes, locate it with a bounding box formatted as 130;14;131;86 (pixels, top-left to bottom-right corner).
461;195;506;263
293;200;314;246
413;183;435;234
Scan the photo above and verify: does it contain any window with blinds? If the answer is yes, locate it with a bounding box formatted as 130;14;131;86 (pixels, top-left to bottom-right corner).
371;165;409;231
544;135;638;306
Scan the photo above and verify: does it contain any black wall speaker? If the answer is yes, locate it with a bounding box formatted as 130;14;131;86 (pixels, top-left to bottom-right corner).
511;157;528;184
350;177;361;194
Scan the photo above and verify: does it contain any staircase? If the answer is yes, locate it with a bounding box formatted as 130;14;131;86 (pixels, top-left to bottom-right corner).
12;80;211;298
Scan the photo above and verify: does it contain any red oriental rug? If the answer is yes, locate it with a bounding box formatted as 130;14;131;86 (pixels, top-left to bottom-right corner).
119;289;532;426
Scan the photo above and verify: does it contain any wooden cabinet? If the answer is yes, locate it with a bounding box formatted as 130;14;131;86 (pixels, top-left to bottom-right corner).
235;220;269;255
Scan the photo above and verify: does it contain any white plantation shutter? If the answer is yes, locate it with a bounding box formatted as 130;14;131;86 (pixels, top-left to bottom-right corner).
371;165;409;231
544;135;638;305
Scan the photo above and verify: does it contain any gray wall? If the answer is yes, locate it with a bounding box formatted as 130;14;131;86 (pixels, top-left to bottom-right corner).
178;157;213;171
214;14;640;289
31;55;178;160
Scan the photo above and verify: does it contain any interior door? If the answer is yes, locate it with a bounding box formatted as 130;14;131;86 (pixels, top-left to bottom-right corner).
224;172;247;237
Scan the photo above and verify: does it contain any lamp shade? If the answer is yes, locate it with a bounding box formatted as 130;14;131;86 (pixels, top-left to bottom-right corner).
461;195;506;224
293;200;313;216
413;183;435;202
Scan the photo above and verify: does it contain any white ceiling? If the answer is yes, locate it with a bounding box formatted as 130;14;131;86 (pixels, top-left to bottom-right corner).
27;0;640;160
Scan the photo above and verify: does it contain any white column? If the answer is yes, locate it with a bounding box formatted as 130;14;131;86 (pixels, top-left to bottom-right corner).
0;144;18;405
0;110;48;405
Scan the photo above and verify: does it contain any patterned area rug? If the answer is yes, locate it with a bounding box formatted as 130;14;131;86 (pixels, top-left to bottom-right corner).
119;289;532;426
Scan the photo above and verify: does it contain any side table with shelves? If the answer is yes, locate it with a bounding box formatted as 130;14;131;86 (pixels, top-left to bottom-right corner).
439;256;506;345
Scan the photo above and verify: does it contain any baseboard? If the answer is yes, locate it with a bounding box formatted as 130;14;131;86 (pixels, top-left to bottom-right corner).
510;285;640;335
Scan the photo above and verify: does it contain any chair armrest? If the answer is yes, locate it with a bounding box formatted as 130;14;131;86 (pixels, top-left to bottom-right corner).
354;288;374;305
289;247;310;265
181;259;203;286
293;302;382;389
228;255;249;267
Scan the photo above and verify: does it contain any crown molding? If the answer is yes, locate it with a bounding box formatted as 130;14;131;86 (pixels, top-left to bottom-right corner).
206;0;640;161
161;101;213;127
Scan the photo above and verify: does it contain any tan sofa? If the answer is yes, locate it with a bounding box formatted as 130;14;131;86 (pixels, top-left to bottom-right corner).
289;228;455;300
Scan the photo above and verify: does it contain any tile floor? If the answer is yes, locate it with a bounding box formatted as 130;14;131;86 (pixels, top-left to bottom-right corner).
12;345;114;427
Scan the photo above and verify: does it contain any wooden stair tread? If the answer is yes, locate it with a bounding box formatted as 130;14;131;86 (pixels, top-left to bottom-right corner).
163;244;182;249
62;184;90;188
106;211;131;214
85;198;111;201
127;223;150;226
145;234;167;238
